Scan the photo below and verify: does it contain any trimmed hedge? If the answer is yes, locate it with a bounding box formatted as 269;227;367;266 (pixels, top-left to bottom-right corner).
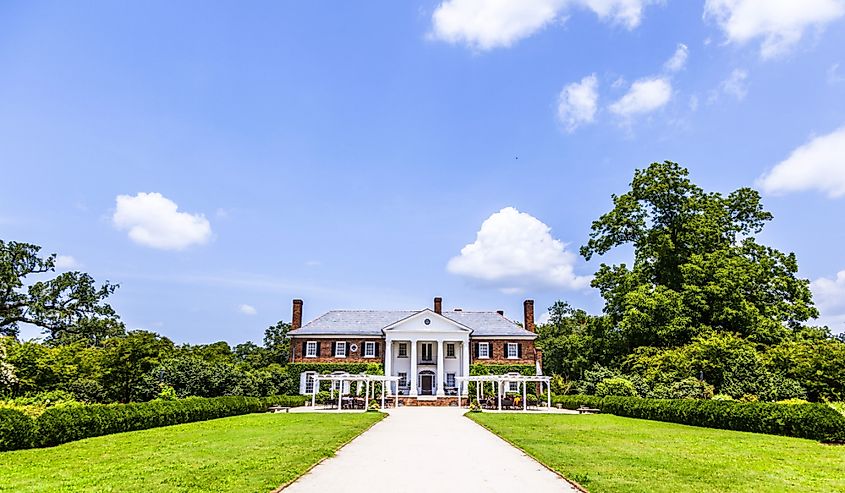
0;394;308;451
0;408;35;451
552;394;845;443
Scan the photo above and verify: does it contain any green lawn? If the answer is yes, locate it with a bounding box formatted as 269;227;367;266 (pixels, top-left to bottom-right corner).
469;413;845;493
0;412;384;493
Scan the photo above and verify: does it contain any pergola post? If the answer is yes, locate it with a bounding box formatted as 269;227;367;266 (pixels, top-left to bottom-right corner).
546;380;551;408
381;378;385;409
522;380;527;411
497;380;502;411
311;377;318;407
337;378;343;410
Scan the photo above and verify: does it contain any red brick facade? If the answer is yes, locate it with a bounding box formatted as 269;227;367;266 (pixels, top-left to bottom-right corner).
290;337;537;366
290;337;384;363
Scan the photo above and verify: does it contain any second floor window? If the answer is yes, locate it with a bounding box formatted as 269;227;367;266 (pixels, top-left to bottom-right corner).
398;343;408;358
446;343;455;358
335;341;347;357
421;343;433;362
477;342;490;359
506;343;519;359
305;341;318;358
364;341;376;357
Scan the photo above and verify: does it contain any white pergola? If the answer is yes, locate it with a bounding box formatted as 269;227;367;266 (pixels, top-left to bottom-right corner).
310;373;401;411
456;375;551;411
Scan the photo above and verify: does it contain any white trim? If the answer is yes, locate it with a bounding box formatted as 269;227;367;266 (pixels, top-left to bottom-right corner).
303;371;317;394
382;309;473;332
363;341;376;358
506;342;519;359
477;341;490;359
290;334;384;339
334;341;347;358
470;335;536;340
305;341;318;358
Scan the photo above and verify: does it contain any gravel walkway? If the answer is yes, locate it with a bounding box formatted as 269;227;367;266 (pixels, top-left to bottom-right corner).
282;407;577;493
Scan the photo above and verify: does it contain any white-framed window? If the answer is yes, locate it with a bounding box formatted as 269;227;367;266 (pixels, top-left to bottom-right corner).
421;342;433;362
305;341;318;358
446;372;456;388
398;372;408;387
364;341;376;358
398;343;408;358
446;343;456;358
334;341;347;358
303;371;316;394
507;372;520;393
506;343;519;359
477;342;490;359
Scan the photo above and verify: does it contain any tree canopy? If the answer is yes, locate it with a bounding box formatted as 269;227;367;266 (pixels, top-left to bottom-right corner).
1;240;124;344
581;162;817;348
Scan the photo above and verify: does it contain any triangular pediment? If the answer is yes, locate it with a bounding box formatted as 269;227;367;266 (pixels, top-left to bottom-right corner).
382;309;472;333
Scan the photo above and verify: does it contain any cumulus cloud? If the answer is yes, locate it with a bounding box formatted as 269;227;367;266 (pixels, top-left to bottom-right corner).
704;0;845;59
557;74;599;132
758;126;845;198
238;304;257;315
663;43;689;72
112;192;212;250
608;77;672;117
811;270;845;331
430;0;658;50
447;207;591;293
54;255;78;269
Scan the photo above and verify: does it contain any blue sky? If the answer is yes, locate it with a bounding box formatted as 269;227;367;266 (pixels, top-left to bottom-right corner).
2;1;844;343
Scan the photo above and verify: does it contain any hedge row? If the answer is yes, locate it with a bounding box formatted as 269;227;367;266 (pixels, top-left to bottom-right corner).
0;394;308;452
552;394;845;443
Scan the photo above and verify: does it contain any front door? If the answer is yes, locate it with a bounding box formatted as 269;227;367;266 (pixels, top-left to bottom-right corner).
420;373;433;395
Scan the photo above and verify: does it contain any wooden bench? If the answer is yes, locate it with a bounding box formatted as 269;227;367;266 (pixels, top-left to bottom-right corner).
577;406;601;414
268;406;291;413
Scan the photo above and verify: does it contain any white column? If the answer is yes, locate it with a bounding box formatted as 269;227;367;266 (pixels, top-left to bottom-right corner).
497;380;502;411
384;339;393;395
311;377;318;407
522;381;527;411
337;378;343;410
409;339;418;396
547;381;551;408
381;379;385;409
461;339;470;395
436;339;445;396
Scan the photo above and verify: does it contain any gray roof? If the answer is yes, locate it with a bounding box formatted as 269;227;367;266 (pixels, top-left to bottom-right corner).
288;309;534;337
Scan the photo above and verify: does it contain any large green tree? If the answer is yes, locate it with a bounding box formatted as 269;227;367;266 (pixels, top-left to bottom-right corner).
0;240;124;344
581;162;817;348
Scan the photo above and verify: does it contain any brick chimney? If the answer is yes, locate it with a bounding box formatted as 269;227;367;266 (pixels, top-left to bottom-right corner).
523;299;535;333
496;310;504;316
434;297;442;314
292;299;303;329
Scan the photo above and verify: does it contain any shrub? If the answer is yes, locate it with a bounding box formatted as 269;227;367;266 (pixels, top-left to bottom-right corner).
468;399;481;412
368;399;380;412
551;394;845;442
596;377;638;397
669;378;714;399
0;408;34;451
712;394;734;401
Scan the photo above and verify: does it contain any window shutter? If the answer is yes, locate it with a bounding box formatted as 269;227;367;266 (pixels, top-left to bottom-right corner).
301;341;307;357
375;342;380;357
316;342;321;357
474;343;479;357
517;343;522;358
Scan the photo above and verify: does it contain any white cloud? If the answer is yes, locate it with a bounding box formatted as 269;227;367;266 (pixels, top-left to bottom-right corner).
663;43;689;72
54;255;78;269
557;74;599;132
720;68;749;100
608;77;672;117
704;0;845;59
238;304;257;315
112;192;212;250
447;207;591;293
430;0;658;50
811;271;845;331
689;95;700;111
758;126;845;198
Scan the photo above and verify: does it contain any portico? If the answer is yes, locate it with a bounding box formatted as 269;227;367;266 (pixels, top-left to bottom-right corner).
383;310;470;398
